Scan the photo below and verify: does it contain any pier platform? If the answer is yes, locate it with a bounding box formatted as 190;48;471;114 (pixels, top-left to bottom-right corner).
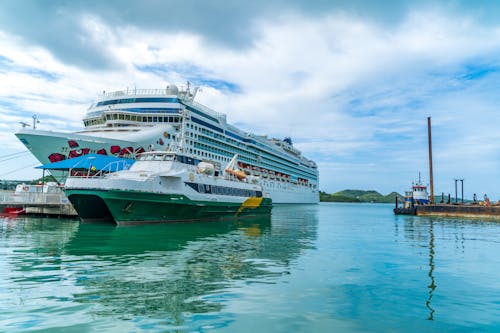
0;190;77;217
394;203;500;219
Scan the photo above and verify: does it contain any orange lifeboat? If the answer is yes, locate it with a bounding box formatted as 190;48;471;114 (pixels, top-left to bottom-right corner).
225;168;247;180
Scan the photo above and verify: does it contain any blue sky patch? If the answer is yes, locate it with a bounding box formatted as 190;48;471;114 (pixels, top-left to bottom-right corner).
0;54;59;81
459;63;498;81
136;63;241;93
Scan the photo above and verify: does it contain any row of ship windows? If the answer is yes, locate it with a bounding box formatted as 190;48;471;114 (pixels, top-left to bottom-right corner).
188;126;316;180
187;121;316;178
189;143;315;183
84;114;181;126
186;182;263;197
187;126;259;161
190;145;230;163
95;97;179;107
197;135;255;161
188;122;251;151
196;135;316;180
261;180;316;189
198;184;262;198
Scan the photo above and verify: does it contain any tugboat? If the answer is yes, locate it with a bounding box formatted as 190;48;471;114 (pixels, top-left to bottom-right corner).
394;173;430;215
64;151;272;224
409;173;430;205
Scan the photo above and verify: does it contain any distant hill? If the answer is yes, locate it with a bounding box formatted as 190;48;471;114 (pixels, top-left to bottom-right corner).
320;189;404;203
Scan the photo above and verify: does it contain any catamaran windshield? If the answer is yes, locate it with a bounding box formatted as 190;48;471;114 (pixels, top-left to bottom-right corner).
138;153;175;161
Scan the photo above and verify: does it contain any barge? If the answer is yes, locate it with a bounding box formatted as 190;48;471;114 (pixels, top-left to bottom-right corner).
394;117;499;219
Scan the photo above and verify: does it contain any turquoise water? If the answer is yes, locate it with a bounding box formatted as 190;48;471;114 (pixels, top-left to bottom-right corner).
1;203;500;332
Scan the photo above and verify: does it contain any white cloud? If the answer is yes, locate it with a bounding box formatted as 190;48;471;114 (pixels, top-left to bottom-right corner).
0;7;498;198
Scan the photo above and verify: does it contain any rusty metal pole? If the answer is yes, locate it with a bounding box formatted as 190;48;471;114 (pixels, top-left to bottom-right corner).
427;117;434;204
460;179;464;203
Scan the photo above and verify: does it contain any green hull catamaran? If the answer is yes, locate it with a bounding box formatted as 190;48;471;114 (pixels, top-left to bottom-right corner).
64;152;272;225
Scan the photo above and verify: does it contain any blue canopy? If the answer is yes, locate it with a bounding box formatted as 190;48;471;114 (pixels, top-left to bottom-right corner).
36;154;135;172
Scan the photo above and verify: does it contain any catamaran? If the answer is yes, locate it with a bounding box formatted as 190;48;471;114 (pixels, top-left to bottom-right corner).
64;151;272;224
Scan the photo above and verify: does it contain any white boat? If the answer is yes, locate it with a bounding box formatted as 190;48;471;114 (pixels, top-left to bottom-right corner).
64;151;272;224
16;83;319;203
0;182;76;216
402;174;430;208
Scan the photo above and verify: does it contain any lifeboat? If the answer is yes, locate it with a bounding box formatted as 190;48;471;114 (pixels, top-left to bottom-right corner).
225;168;246;180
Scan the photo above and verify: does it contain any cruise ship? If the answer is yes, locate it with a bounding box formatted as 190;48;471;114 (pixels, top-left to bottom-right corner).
16;84;319;204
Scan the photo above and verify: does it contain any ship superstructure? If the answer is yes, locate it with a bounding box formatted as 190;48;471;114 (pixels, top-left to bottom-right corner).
16;84;319;203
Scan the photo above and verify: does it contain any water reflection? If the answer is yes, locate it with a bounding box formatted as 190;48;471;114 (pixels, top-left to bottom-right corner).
0;205;319;331
426;219;435;321
399;216;500;322
399;216;438;321
67;217;275;321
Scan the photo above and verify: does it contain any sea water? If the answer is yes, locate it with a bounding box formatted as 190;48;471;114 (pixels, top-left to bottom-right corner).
1;203;499;332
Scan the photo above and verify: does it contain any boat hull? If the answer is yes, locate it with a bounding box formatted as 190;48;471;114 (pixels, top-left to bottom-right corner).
65;189;272;225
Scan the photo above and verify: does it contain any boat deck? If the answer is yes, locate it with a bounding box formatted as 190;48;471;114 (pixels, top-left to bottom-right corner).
394;203;500;219
0;190;77;217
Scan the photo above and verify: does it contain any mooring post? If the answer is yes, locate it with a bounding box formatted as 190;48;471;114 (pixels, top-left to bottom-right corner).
460;179;464;203
454;179;458;203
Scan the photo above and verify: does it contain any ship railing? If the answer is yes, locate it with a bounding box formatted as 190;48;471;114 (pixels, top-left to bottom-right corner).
0;191;70;205
97;89;226;122
184;100;226;122
98;89;171;100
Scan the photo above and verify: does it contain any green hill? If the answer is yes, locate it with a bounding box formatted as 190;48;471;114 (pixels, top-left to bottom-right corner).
320;190;403;203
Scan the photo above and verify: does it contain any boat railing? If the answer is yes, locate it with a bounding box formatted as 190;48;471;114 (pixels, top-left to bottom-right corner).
68;160;133;178
0;191;70;205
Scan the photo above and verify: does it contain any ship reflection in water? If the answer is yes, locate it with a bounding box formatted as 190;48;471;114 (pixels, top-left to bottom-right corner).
0;205;319;331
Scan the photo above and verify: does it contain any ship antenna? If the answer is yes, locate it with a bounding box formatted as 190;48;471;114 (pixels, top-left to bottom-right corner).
32;114;40;130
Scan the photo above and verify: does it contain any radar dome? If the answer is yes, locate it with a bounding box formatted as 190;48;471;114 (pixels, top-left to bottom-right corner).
165;84;179;95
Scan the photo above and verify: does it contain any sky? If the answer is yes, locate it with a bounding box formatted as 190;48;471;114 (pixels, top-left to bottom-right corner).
0;0;498;199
